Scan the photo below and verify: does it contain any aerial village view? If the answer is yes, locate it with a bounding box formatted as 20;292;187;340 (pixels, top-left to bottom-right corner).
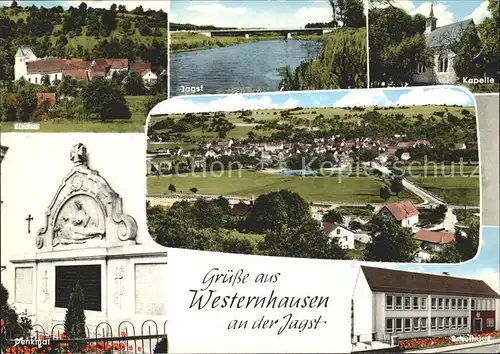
145;96;481;264
0;1;168;132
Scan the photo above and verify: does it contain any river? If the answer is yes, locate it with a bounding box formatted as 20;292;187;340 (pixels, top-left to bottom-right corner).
170;39;323;97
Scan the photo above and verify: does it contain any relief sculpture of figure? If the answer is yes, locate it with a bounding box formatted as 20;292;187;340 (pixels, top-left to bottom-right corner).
53;199;105;246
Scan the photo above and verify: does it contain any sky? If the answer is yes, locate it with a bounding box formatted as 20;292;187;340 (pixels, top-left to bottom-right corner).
170;0;368;28
385;0;493;26
0;0;170;12
149;86;476;115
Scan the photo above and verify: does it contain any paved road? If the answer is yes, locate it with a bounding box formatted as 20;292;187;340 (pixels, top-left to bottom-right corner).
443;342;500;353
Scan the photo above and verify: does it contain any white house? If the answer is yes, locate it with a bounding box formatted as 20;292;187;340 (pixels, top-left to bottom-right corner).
378;201;419;227
413;4;477;85
323;223;355;249
352;266;500;348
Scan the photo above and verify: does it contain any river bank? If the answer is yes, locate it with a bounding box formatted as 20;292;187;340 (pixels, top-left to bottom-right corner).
170;32;323;52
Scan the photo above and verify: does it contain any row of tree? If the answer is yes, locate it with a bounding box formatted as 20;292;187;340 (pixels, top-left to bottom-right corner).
146;189;479;263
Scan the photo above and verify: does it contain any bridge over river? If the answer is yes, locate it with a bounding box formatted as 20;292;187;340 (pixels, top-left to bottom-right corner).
174;27;336;37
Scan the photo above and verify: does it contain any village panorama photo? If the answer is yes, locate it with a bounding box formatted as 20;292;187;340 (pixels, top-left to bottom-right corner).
145;87;481;264
0;1;169;132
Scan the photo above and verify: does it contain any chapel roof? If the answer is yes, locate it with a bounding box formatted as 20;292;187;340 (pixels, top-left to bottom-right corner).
425;19;473;48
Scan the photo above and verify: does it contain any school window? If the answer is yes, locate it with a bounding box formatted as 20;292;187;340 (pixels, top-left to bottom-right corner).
445;298;451;310
413;297;419;310
458;317;463;329
492;300;496;310
35;77;38;84
421;318;427;331
464;317;468;328
431;317;437;330
421;297;427;310
486;318;494;327
438;298;444;310
464;299;468;309
451;317;456;329
445;317;450;329
452;298;457;309
431;297;437;310
386;318;394;333
471;299;476;310
458;299;462;310
404;318;411;332
438;55;449;72
396;296;403;310
396;318;403;333
405;296;411;310
386;295;394;310
438;317;444;330
413;318;420;331
336;229;341;235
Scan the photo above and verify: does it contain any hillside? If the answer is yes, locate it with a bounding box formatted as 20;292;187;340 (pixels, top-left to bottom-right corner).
0;2;168;81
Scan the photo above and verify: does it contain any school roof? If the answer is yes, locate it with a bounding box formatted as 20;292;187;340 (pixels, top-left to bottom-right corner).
425;19;473;48
360;266;500;298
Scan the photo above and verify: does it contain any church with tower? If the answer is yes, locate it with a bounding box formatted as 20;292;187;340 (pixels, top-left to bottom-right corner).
413;2;478;85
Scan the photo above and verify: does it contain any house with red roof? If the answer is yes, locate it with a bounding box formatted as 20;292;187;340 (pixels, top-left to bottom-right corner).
36;92;56;109
378;201;420;227
130;61;158;85
14;47;154;85
413;229;455;251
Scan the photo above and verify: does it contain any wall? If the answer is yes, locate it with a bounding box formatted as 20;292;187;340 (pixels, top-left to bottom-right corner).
330;227;355;249
471;311;496;333
353;270;373;337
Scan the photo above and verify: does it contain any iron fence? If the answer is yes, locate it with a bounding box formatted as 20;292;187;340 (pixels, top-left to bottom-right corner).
2;319;168;354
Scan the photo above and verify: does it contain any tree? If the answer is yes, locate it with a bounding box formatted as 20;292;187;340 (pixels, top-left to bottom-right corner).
57;75;78;98
260;219;348;260
390;177;404;196
363;216;419;262
379;186;391;202
168;184;176;193
81;78;130;120
64;282;86;352
323;209;344;224
189;187;198;194
41;74;51;86
124;72;147;95
342;0;366;28
451;23;483;81
477;0;499;79
120;17;133;34
455;221;480;261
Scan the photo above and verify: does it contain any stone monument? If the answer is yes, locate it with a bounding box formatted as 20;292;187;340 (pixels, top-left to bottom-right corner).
8;142;168;339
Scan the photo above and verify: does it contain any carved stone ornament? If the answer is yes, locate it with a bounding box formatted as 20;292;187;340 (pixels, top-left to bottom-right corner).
36;143;137;249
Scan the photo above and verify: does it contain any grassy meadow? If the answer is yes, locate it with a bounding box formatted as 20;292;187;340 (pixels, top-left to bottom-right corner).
408;176;480;206
147;171;423;204
1;96;148;132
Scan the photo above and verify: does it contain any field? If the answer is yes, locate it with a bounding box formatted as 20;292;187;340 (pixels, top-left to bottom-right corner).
409;176;480;206
1;8;168;49
399;164;480;176
170;32;322;52
149;104;476;141
1;96;148;132
147;171;423;204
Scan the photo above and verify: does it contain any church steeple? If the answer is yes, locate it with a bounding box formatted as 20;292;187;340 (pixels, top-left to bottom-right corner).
425;0;437;34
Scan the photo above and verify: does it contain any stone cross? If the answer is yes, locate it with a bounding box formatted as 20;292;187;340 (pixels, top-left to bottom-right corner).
114;266;124;309
70;143;88;166
25;214;33;233
42;270;49;302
